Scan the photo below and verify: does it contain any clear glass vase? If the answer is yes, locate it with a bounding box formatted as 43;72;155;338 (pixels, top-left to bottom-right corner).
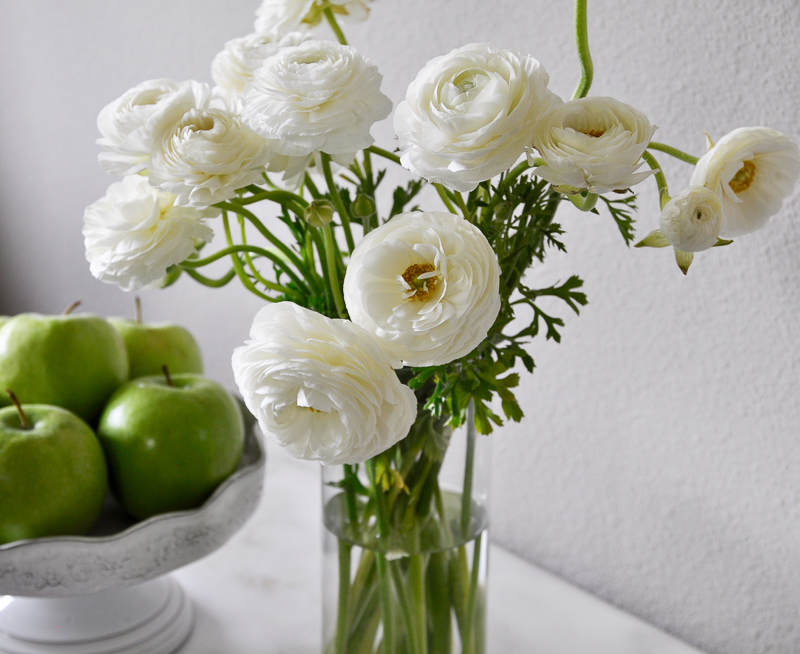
321;404;491;654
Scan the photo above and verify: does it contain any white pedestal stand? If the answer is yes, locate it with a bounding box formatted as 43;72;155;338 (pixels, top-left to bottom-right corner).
0;576;193;654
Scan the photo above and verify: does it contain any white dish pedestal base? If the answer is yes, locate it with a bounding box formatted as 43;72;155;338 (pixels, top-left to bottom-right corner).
0;576;193;654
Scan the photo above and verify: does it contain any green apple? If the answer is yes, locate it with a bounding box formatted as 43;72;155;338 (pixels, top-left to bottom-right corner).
0;397;108;544
0;310;129;424
109;317;203;380
97;373;245;520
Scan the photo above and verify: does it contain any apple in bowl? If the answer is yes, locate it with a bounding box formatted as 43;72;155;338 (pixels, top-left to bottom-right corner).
109;298;203;380
0;393;108;544
0;304;128;425
97;371;245;520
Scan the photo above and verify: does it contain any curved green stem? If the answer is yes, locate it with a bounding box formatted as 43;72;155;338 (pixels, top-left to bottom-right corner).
216;201;313;291
642;150;671;209
221;213;274;302
647;141;700;166
572;0;593;99
182;267;236;288
323;7;348;45
568;192;599;212
366;146;401;166
236;216;304;302
321;153;356;253
234;189;308;214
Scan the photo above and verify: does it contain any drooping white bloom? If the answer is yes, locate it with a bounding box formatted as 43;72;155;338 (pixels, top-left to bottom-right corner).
211;31;309;104
394;43;559;193
96;79;210;176
83;175;213;291
530;96;657;194
232;302;417;465
343;211;501;367
254;0;372;38
660;187;723;252
148;108;272;208
240;40;392;163
690;126;800;237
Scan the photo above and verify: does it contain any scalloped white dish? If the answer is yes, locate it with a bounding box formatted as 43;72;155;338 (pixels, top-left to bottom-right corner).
0;416;265;599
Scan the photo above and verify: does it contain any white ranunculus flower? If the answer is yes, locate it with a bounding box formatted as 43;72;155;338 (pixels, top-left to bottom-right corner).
690;126;800;237
254;0;316;37
254;0;372;37
97;79;210;176
147;108;272;208
530;96;657;194
211;31;309;102
232;302;417;465
660;187;723;252
343;211;501;367
394;43;560;193
83;175;213;291
240;40;392;163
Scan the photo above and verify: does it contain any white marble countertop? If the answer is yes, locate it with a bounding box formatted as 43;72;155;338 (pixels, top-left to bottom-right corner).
173;445;706;654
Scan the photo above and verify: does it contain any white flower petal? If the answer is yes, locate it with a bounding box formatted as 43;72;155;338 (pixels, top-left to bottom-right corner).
232;302;416;465
690;126;800;237
240;40;391;160
343;211;501;367
83;176;213;291
660;187;723;252
96;79;210;176
531;96;657;194
395;43;559;192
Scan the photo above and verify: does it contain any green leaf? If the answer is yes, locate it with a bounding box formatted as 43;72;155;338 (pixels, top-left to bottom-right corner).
600;194;638;245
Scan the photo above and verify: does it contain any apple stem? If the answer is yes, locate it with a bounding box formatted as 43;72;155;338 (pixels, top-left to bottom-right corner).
162;365;174;387
6;390;30;430
135;296;142;324
63;300;81;315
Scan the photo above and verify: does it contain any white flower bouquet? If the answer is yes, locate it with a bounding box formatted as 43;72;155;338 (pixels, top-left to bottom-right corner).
83;1;800;652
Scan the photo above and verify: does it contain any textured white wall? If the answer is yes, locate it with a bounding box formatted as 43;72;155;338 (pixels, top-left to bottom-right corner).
1;2;798;653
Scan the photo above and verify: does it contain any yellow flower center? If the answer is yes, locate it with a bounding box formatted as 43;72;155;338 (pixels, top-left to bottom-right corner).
582;129;606;138
729;160;756;194
402;263;438;301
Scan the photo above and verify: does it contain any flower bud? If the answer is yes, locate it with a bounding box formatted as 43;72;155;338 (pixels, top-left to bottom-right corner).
659;187;723;252
352;193;375;218
304;199;335;227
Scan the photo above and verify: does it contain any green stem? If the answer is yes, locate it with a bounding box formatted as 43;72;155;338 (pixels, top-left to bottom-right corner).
323;7;348;45
321;153;356;253
647;141;699;166
181;267;236;288
461;403;477;536
409;553;428;654
366;145;401;166
216;201;312;289
365;460;403;654
434;183;458;214
180;244;298;297
572;0;593;99
462;533;484;654
220;212;273;302
322;224;347;319
568;192;599;212
642;150;671;209
342;464;359;529
235;188;308;214
334;541;352;654
237;215;301;301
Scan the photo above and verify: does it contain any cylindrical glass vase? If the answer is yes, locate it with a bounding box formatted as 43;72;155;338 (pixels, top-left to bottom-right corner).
321;405;491;654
